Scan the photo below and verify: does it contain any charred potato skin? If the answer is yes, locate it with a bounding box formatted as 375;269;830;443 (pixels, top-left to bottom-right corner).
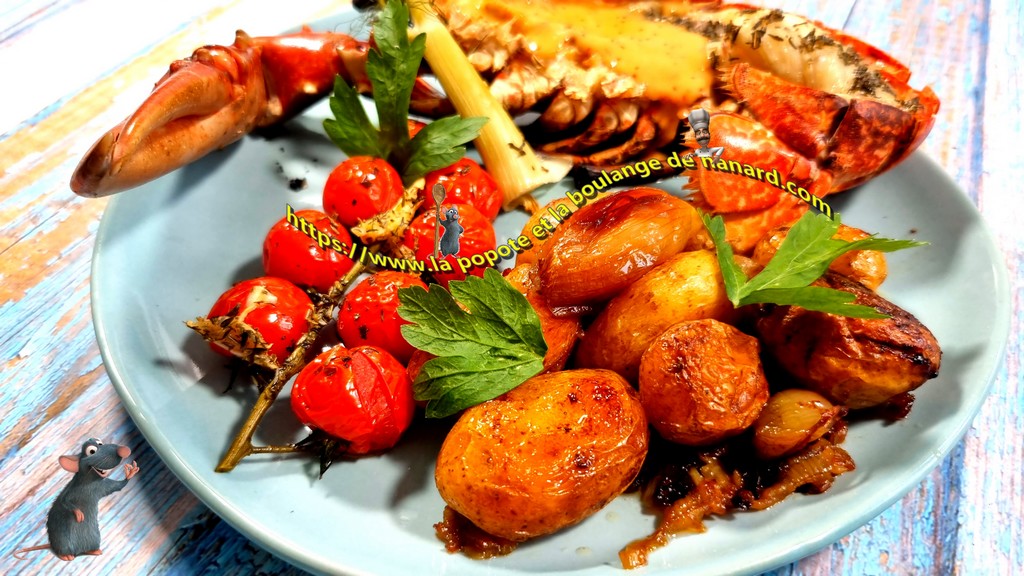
638;319;770;446
537;187;700;307
754;272;942;409
435;369;649;541
574;250;738;382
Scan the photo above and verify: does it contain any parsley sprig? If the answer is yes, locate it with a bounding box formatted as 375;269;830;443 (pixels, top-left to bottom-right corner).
703;211;927;319
397;269;548;418
322;0;488;185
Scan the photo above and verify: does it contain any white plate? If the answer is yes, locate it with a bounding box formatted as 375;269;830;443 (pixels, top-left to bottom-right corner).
91;10;1010;576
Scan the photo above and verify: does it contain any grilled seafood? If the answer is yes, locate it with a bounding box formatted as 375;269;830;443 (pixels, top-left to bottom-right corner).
71;0;938;250
431;0;938;249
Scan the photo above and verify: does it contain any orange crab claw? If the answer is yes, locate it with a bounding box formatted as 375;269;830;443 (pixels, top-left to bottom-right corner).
71;29;371;198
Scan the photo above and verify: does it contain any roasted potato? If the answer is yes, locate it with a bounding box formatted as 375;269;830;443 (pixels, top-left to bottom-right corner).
435;369;649;541
638;319;769;446
537;187;700;307
754;272;941;409
574;250;738;382
752;223;888;290
503;262;582;372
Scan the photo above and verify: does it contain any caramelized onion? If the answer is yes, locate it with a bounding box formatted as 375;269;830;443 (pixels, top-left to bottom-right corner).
752;389;843;460
537;187;699;307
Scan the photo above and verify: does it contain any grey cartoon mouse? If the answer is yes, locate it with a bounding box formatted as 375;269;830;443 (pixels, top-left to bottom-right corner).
438;206;465;257
12;438;139;561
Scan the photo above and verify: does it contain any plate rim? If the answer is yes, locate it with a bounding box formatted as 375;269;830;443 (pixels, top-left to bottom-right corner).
90;149;1011;576
88;5;1012;569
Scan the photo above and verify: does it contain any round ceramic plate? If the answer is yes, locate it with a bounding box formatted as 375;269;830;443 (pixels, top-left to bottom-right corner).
91;10;1010;576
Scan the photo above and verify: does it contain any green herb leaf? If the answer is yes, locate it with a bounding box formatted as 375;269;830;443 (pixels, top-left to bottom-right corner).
397;268;548;418
734;286;889;319
323;0;486;185
364;0;423;165
702;210;927;318
403;116;489;183
700;212;746;306
323;76;383;158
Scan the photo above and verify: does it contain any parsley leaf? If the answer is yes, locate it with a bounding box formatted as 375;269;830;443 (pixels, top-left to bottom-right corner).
702;211;927;319
404;116;489;182
397;268;548;418
322;0;487;186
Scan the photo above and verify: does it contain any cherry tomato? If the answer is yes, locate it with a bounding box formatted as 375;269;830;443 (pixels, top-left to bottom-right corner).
337;271;427;363
290;345;415;454
423;158;503;220
406;349;434;409
205;277;313;366
401;202;497;287
323;156;404;228
263;209;356;293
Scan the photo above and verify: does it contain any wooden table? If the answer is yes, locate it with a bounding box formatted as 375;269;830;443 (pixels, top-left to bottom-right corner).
1;1;1019;574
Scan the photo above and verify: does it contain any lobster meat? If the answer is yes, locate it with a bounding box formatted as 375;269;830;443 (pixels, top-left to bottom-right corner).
70;1;938;251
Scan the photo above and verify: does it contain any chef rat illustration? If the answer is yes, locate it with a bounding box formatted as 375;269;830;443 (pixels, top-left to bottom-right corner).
683;107;725;162
438;206;465;257
12;438;140;561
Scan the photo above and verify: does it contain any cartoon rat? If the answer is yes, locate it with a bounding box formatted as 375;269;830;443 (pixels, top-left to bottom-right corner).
438;206;464;257
13;438;139;561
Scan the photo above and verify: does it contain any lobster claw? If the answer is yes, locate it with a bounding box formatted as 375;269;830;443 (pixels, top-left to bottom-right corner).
71;29;371;198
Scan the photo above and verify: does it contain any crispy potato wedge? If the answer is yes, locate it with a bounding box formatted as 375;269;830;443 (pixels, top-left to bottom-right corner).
435;369;649;541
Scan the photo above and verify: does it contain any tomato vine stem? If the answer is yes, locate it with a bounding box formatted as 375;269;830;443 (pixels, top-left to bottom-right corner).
215;251;374;472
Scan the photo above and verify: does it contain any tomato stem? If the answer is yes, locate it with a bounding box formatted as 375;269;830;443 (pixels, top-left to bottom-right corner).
215;252;374;472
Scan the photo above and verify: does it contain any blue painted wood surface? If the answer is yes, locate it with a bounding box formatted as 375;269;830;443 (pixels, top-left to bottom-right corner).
0;0;1020;574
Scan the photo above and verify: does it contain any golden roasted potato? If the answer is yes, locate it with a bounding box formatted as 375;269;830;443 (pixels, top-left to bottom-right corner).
752;223;888;290
638;319;769;446
503;262;582;372
574;250;738;382
435;369;649;541
754;272;941;409
537;187;700;307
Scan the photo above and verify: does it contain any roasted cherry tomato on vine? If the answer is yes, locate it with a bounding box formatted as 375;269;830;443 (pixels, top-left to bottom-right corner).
401;202;497;287
263;208;356;293
290;345;415;454
337;271;427;363
323;156;404;228
423;158;502;220
204;277;313;367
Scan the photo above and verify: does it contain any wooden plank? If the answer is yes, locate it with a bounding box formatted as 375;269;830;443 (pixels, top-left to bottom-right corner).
0;0;1019;574
955;0;1024;573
